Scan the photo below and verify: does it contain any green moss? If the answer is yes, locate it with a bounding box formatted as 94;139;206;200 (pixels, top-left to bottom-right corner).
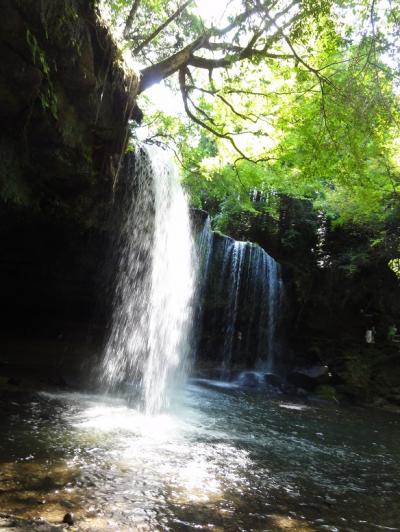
0;138;30;206
56;90;87;150
346;356;372;389
343;347;375;395
26;28;58;119
315;384;338;403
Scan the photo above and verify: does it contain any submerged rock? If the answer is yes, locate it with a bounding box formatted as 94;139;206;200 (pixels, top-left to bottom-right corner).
0;512;67;530
236;371;265;387
62;513;74;525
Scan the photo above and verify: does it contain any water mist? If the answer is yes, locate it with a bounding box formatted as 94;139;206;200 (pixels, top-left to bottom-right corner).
101;145;196;414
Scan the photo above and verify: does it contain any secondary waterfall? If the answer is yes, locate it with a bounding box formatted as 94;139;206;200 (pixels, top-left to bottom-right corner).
197;217;283;378
101;145;196;414
221;241;246;378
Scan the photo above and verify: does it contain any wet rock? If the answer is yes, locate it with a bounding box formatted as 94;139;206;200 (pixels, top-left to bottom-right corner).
0;512;67;530
280;383;296;395
264;372;283;388
287;365;331;390
372;396;387;408
236;371;264;387
287;372;315;389
7;377;21;386
61;500;74;510
314;384;338;403
62;513;74;525
47;375;68;388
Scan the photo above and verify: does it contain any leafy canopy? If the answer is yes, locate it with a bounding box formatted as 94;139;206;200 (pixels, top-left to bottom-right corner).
102;0;400;252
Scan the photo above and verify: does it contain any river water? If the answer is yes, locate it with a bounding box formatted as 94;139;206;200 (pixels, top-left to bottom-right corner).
0;383;399;531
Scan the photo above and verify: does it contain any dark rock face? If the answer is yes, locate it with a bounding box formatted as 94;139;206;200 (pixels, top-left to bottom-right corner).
0;0;138;213
264;372;283;388
285;221;400;404
0;0;138;377
287;366;331;391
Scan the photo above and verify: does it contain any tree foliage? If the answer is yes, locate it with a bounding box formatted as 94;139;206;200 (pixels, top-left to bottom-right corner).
103;1;399;153
103;0;400;262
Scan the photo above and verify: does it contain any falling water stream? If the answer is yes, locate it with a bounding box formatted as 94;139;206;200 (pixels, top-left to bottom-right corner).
221;241;246;378
101;146;195;414
199;223;283;378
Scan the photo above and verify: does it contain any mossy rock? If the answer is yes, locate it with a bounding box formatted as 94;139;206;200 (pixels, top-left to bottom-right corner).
0;137;31;206
341;346;378;397
314;384;338;403
373;353;400;404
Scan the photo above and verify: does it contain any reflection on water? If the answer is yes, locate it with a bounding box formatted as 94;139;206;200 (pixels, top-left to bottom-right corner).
0;384;399;531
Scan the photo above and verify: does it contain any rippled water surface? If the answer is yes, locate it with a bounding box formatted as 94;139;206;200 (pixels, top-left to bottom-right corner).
0;383;399;531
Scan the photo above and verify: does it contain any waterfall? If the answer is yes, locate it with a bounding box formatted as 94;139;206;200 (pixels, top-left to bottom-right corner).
101;145;196;414
221;241;246;378
264;252;281;370
191;212;214;358
198;219;283;377
196;214;214;290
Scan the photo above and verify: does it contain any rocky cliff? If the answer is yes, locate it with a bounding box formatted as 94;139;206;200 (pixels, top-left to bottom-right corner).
0;0;139;378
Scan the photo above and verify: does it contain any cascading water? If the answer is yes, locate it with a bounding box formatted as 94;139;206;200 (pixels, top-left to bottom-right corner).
101;145;196;414
196;214;214;290
191;212;214;357
240;243;282;371
264;250;281;370
198;217;283;377
221;241;246;378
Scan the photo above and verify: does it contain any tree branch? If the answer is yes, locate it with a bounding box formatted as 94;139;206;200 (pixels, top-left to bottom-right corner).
187;92;220;126
186;84;273;125
203;39;294;60
132;0;193;55
124;0;141;39
179;67;249;160
139;2;299;91
189;6;300;70
264;12;335;87
139;34;207;92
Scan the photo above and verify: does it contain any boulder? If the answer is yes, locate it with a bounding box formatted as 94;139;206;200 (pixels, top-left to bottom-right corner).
62;513;74;526
287;365;331;390
264;372;283;388
236;371;264;387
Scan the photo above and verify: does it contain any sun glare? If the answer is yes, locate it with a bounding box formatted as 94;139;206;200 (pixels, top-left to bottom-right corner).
195;0;237;25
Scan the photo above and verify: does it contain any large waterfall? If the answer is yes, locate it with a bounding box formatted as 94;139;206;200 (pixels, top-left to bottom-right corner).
197;217;283;378
100;146;196;414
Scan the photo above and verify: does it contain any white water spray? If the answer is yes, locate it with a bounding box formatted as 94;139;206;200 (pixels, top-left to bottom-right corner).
101;145;196;414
